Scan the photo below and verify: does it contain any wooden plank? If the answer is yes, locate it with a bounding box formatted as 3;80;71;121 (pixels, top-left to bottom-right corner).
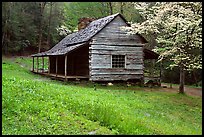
126;64;144;70
91;70;143;75
90;50;143;55
36;72;89;79
90;45;143;51
93;34;141;41
90;74;143;81
90;68;143;73
90;65;111;69
91;39;142;46
92;16;144;46
88;15;146;82
90;52;144;69
89;43;145;47
91;44;144;48
90;58;111;63
91;54;142;59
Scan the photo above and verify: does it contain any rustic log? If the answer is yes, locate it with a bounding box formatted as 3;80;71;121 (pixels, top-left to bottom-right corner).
89;16;145;81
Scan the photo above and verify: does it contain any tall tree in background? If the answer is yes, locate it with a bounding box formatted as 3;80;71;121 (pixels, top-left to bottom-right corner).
47;2;53;48
38;2;46;53
108;2;113;15
2;2;11;54
2;2;65;54
63;2;110;32
120;2;124;14
125;2;202;93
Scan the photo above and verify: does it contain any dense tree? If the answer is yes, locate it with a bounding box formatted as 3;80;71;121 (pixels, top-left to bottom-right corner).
125;2;202;93
2;2;65;54
2;2;143;54
63;2;111;32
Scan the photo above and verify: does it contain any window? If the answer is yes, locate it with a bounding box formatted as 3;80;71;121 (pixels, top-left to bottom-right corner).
112;55;125;68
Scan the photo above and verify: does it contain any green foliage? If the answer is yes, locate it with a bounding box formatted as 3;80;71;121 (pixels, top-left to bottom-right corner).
63;2;110;32
2;2;144;54
2;57;202;135
2;2;65;54
128;2;202;71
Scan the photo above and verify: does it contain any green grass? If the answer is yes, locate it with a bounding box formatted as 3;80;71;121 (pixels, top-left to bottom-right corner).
2;57;202;135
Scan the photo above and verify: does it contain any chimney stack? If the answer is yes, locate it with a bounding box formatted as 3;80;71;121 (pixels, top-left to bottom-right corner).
78;17;95;30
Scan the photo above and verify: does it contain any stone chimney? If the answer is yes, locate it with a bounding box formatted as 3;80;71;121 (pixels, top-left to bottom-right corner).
78;17;95;30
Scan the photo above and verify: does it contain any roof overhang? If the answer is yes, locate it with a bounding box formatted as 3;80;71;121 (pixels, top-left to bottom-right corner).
144;48;159;59
31;42;87;57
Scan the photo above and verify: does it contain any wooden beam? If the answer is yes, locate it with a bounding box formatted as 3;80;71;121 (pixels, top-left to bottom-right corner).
42;57;44;73
32;57;34;72
65;55;67;81
48;56;50;74
56;56;58;76
37;57;39;73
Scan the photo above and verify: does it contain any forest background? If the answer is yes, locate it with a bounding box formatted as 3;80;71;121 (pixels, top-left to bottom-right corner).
2;2;202;87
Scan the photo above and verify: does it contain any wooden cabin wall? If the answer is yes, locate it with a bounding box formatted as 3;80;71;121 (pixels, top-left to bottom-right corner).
50;56;56;74
89;16;144;81
67;44;89;76
57;56;65;75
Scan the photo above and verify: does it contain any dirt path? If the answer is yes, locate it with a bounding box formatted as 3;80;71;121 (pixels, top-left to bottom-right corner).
161;84;202;97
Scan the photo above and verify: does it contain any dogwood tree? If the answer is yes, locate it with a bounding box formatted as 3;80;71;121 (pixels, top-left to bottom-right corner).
125;2;202;93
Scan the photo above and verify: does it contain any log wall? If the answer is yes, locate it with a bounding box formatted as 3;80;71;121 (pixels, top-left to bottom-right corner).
89;15;144;81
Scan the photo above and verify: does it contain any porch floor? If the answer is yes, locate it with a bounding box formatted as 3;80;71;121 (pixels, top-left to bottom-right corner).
31;70;89;80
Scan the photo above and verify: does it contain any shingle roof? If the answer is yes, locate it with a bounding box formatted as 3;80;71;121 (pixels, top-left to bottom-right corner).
32;13;123;57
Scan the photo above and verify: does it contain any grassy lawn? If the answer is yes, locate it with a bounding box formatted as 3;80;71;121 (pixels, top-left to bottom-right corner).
2;56;202;135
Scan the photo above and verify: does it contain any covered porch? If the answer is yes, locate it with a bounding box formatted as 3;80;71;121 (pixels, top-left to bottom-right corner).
31;42;89;81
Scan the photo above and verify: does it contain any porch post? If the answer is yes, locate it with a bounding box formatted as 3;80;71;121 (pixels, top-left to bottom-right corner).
56;56;58;76
32;57;34;72
65;55;67;81
37;57;39;73
42;56;44;73
48;56;50;74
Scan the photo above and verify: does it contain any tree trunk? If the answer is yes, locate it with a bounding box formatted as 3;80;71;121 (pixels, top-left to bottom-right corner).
2;26;5;47
47;2;53;48
179;64;185;93
2;2;11;55
38;2;46;53
120;2;124;14
99;2;107;16
108;2;113;15
192;70;198;86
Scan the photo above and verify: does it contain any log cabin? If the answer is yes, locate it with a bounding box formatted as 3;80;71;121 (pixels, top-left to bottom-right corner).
31;13;159;83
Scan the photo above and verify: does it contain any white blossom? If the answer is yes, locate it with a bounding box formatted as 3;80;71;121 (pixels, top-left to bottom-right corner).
124;2;202;71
